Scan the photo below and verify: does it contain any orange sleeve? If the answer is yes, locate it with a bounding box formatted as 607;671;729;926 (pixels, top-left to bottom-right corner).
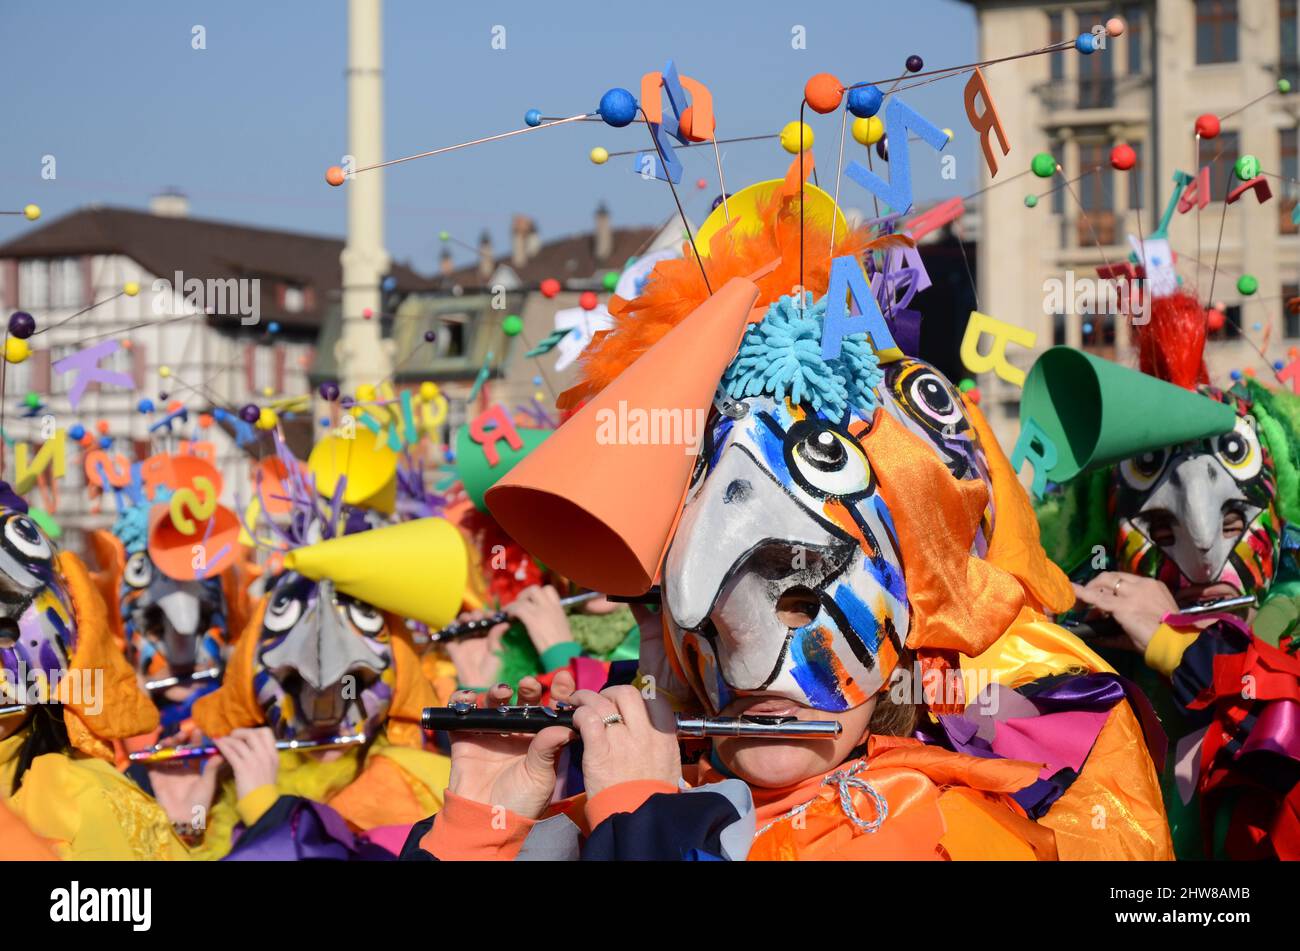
584;780;678;830
419;791;538;861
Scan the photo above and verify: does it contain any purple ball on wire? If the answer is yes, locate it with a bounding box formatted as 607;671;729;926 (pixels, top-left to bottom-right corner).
319;381;340;401
423;330;436;343
905;55;924;73
876;135;889;161
7;311;35;339
239;404;261;424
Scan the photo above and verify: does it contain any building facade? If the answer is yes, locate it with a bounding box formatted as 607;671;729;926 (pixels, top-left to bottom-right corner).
0;198;433;550
962;0;1300;451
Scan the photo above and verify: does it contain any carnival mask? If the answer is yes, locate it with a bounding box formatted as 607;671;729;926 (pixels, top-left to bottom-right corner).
663;397;909;715
120;549;225;687
878;358;995;556
252;572;395;740
1112;386;1280;604
0;507;77;707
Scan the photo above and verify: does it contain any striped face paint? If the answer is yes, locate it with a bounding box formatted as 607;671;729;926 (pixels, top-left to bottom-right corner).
663;397;908;714
251;573;395;741
878;358;995;557
1112;387;1280;604
0;508;76;707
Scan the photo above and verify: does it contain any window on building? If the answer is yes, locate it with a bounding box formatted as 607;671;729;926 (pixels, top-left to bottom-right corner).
1283;127;1298;234
1128;141;1145;210
18;260;48;310
1051;142;1066;214
283;286;305;313
1196;0;1238;64
1049;11;1066;82
251;344;277;393
1209;303;1243;341
1207;130;1240;199
1053;312;1069;346
49;258;83;308
433;314;468;358
1285;283;1300;338
1078;22;1115;107
1284;0;1299;89
1078;141;1117;244
1125;3;1145;75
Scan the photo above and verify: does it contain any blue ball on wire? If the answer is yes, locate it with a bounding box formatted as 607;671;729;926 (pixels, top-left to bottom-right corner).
1275;360;1286;371
267;321;281;334
137;398;154;414
68;423;85;440
1230;369;1243;381
597;88;637;128
98;435;113;450
846;84;883;119
1075;32;1098;54
524;109;542;127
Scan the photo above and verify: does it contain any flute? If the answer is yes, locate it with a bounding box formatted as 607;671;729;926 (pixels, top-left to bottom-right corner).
428;591;602;643
127;732;368;763
144;668;221;693
1064;593;1257;639
422;703;843;739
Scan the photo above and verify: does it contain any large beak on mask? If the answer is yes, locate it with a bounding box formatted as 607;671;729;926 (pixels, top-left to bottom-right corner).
1137;453;1260;585
261;580;386;692
664;445;858;690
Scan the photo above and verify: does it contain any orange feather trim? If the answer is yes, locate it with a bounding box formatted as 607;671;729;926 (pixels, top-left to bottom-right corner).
558;192;901;410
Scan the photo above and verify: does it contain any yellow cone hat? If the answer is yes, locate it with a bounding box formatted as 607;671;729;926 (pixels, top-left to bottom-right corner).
282;518;468;628
308;428;398;514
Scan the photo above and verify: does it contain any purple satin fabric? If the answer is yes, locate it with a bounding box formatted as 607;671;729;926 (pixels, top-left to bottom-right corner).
224;799;398;862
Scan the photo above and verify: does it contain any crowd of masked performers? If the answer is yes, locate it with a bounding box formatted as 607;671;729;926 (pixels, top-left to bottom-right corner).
3;191;1299;862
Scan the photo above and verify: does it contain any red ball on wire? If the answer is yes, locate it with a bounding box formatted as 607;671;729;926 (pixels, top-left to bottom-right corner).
1195;114;1221;139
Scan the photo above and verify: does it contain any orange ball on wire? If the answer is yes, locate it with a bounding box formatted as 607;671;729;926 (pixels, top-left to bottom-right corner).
804;73;844;114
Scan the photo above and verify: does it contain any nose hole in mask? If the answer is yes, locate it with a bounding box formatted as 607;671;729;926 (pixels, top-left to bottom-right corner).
776;585;821;629
724;479;752;504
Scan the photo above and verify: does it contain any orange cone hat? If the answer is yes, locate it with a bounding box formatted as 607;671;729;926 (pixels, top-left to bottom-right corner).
486;276;760;595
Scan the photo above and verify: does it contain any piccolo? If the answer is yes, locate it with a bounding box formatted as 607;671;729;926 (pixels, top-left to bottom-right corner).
144;668;221;693
422;703;843;739
429;591;602;643
127;732;368;763
1064;593;1257;639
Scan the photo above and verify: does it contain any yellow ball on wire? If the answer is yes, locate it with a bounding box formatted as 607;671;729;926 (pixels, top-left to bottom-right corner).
159;365;172;378
256;407;278;430
852;117;885;146
589;147;609;165
23;204;40;222
123;281;140;297
779;121;814;154
5;337;30;364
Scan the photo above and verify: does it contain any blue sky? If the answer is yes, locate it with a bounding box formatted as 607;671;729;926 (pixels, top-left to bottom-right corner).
0;0;978;275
